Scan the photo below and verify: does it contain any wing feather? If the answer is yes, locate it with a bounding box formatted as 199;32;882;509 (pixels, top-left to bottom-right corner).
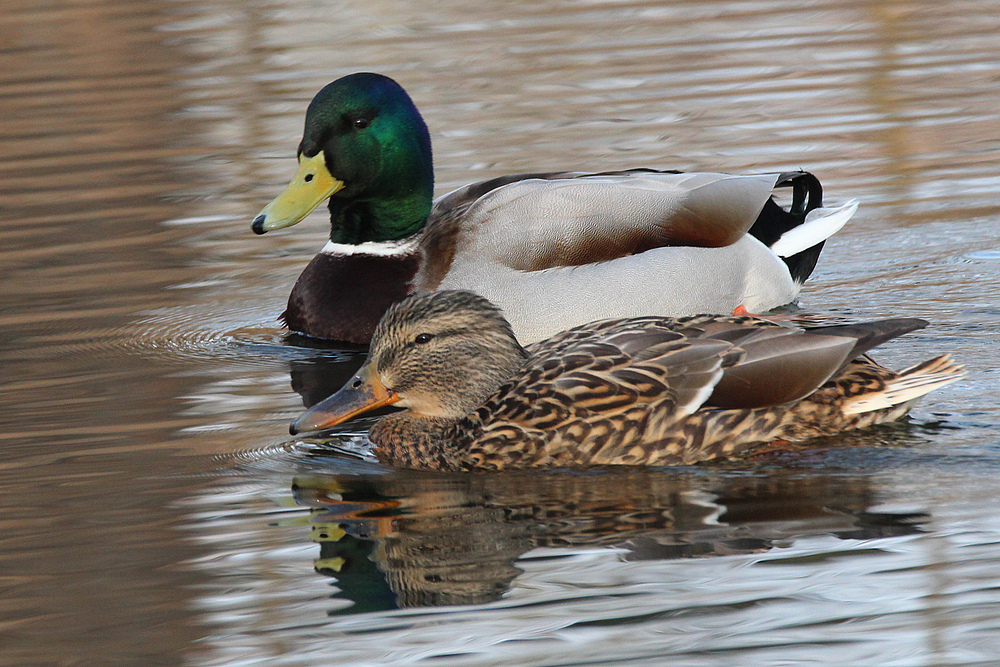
455;171;782;271
489;322;740;430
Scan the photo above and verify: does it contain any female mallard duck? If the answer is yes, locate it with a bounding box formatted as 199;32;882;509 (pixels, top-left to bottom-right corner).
290;291;963;470
253;73;857;344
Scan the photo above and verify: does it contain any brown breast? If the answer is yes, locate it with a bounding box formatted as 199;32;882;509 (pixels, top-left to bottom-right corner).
282;251;421;344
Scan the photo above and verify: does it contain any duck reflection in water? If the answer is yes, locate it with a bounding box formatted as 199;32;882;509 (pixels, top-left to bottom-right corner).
291;467;928;612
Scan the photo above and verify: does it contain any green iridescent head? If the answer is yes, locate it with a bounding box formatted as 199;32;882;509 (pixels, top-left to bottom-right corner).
253;73;435;243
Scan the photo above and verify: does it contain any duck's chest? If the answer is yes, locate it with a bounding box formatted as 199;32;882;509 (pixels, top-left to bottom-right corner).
369;415;478;471
282;246;421;343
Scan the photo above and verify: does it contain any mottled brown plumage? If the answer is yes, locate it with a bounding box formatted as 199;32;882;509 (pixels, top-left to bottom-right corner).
291;291;964;470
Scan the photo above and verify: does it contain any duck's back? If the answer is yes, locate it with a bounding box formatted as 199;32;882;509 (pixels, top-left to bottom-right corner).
419;171;830;343
453;315;773;467
423;315;956;470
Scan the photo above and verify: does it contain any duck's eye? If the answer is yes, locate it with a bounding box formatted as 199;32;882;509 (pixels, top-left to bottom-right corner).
353;117;370;130
414;333;434;345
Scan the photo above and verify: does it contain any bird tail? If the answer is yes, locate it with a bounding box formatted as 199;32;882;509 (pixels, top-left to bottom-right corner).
746;171;857;285
769;199;858;262
842;354;965;415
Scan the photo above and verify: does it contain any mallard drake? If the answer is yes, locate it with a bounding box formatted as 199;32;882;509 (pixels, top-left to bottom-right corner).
252;72;857;344
290;291;963;470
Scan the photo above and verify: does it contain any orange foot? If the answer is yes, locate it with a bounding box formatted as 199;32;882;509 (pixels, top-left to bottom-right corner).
732;303;790;322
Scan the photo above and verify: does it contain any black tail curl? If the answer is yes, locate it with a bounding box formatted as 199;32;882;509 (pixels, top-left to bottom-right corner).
747;171;825;285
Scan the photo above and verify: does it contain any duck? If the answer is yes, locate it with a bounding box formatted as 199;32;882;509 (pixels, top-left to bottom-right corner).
290;290;964;471
252;72;858;345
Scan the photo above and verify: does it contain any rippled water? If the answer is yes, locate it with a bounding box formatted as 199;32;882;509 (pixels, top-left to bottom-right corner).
3;0;1000;665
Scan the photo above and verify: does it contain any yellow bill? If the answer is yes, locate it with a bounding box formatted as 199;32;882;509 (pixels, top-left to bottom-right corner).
252;151;345;234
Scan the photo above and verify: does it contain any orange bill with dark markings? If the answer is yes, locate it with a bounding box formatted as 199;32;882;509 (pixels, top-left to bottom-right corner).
290;362;399;435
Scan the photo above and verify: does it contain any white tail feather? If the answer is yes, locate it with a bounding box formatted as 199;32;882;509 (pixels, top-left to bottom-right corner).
842;354;965;416
770;199;859;258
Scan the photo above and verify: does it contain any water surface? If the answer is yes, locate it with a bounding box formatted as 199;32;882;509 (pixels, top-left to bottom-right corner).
2;0;1000;665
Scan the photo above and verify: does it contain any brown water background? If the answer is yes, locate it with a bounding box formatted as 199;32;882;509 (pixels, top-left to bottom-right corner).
2;0;1000;665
